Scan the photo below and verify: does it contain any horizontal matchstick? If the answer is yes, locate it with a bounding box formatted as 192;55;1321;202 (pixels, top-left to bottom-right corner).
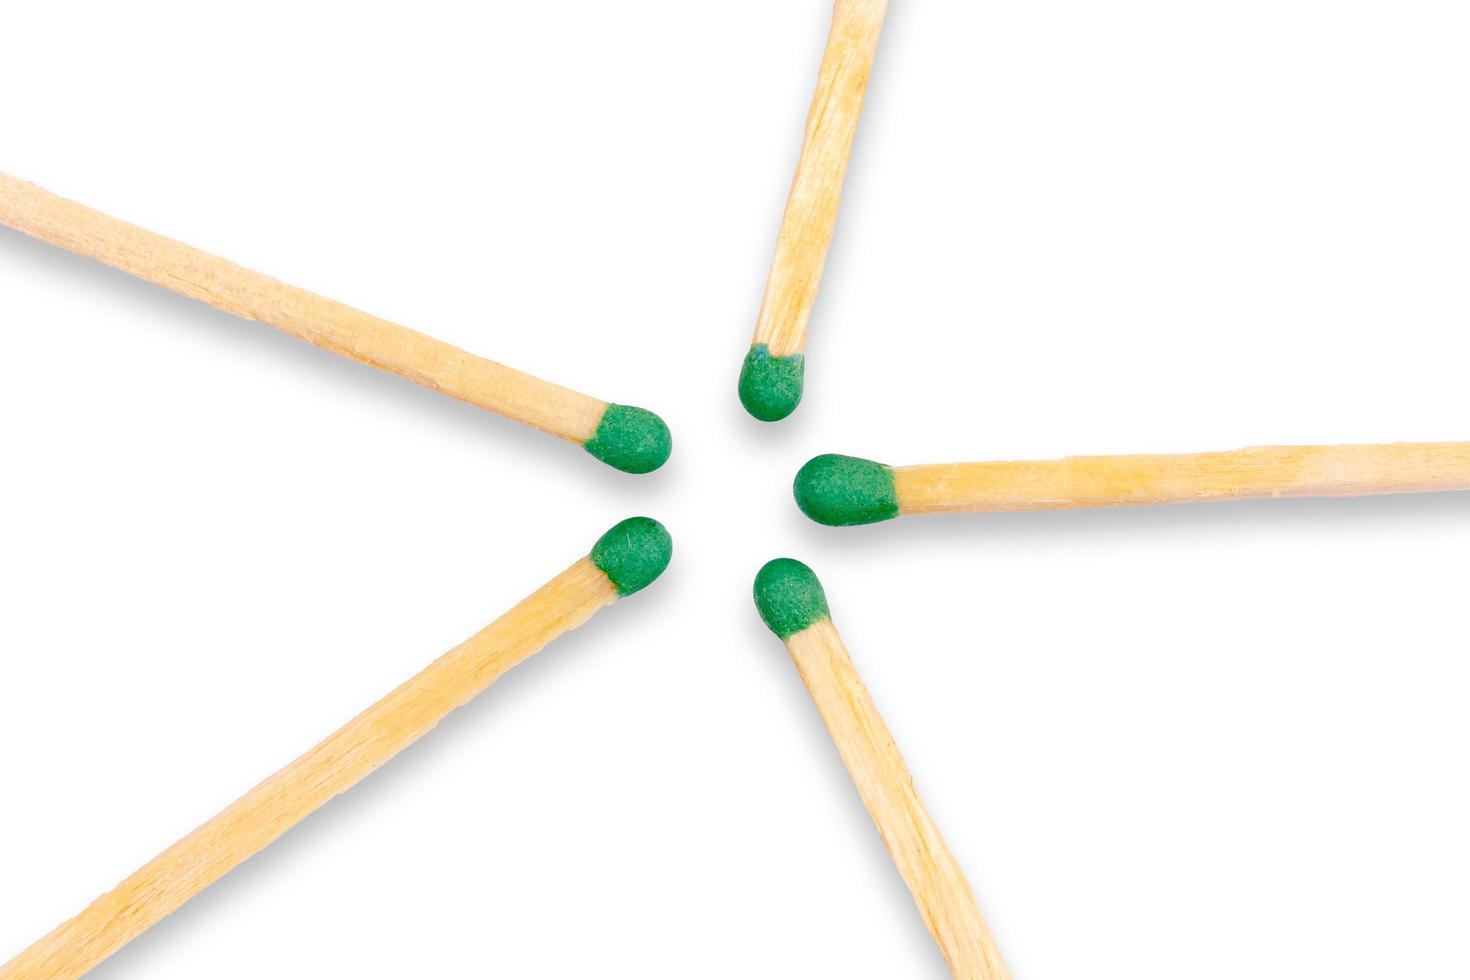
0;518;672;980
739;0;889;421
0;172;670;473
753;559;1010;980
794;443;1470;525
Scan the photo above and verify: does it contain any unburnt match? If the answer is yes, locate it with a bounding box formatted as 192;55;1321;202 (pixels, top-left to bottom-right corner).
754;559;1010;980
0;172;670;473
739;0;889;421
795;443;1470;525
0;518;672;980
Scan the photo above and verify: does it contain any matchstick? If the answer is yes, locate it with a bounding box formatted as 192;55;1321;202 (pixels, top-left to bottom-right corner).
0;172;670;473
753;559;1010;980
0;518;672;980
739;0;889;421
794;443;1470;525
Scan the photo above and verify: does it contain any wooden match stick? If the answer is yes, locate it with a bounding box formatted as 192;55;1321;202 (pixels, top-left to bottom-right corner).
0;172;670;473
794;443;1470;525
0;518;672;980
753;559;1010;980
739;0;889;421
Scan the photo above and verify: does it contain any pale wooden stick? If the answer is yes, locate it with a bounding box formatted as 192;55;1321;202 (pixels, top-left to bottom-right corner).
0;518;671;980
753;0;887;357
754;560;1010;980
794;443;1470;524
0;173;670;472
896;442;1470;513
740;0;888;420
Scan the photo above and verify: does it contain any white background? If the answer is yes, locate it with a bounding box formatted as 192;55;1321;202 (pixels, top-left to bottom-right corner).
2;2;1468;977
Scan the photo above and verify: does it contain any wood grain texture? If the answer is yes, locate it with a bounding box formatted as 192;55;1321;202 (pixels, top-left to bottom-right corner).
752;0;888;356
0;557;619;980
0;172;607;443
785;619;1010;980
894;442;1470;514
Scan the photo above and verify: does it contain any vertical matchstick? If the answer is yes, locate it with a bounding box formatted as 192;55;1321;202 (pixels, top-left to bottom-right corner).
739;0;890;421
753;559;1011;980
0;172;670;472
794;444;1470;524
0;518;672;980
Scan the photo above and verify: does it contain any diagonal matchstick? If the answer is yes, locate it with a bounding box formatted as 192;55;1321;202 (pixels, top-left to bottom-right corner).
739;0;890;421
794;443;1470;525
754;559;1011;980
0;518;672;980
0;172;670;473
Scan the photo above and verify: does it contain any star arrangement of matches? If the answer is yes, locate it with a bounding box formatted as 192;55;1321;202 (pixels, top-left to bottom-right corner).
2;3;1469;979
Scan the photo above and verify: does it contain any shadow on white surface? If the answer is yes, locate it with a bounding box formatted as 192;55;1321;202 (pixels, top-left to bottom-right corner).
788;485;1470;551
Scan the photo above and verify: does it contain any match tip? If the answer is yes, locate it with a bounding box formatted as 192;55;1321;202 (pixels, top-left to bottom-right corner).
738;344;804;422
584;404;672;474
794;454;899;526
753;558;830;640
590;517;673;597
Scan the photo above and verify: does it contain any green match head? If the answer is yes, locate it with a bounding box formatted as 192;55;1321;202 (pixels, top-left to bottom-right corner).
590;517;672;596
793;454;899;527
584;404;671;474
738;344;804;422
753;558;830;639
